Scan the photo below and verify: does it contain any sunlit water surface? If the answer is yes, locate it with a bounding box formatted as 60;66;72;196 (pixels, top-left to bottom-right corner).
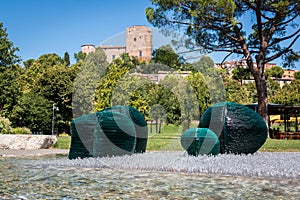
0;153;299;199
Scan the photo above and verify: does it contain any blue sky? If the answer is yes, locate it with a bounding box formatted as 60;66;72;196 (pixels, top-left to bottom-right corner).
0;0;299;69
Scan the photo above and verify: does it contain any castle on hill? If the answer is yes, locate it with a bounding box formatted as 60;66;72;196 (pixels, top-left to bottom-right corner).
81;25;152;63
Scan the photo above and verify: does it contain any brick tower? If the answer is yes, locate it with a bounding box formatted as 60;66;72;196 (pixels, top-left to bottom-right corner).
126;25;152;63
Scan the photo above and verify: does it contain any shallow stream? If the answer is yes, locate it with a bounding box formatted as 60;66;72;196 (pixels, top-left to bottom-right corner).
0;153;299;199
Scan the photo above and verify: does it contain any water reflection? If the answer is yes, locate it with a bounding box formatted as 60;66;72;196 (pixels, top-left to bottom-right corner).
0;155;299;199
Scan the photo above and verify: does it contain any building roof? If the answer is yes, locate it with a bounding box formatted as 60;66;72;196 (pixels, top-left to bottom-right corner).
246;103;300;115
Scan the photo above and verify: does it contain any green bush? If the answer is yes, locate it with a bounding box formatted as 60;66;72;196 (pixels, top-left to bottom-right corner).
0;116;12;134
11;127;32;134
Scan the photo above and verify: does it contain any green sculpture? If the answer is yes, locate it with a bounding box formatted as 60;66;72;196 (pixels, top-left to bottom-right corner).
102;106;148;153
68;110;136;159
199;102;268;154
181;128;220;156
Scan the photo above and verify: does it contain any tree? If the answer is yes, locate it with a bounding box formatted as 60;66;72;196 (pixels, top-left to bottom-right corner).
193;56;215;73
293;71;300;80
64;51;70;66
17;54;79;133
265;66;284;79
0;22;21;116
232;67;251;85
146;0;300;126
225;79;253;104
271;80;300;105
73;47;108;116
74;51;87;62
152;45;183;68
10;92;52;133
0;22;20;71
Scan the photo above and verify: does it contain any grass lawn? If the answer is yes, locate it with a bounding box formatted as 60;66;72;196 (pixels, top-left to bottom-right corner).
146;124;183;151
259;138;300;152
53;125;300;152
53;136;71;149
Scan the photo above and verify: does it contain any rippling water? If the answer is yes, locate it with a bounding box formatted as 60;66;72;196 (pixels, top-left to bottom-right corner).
0;154;299;199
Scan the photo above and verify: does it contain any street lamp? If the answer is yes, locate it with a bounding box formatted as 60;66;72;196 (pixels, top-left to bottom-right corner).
187;100;191;129
51;103;59;135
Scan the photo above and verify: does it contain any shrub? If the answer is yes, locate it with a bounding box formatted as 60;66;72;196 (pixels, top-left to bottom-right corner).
0;116;12;134
11;127;32;134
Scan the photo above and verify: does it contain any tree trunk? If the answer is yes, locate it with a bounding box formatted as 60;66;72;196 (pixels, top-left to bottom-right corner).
252;65;269;134
246;56;269;136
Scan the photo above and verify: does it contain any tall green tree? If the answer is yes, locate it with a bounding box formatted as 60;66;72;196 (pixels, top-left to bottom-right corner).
73;47;108;116
0;22;20;71
0;67;21;117
0;22;21;116
146;0;300;126
64;51;70;66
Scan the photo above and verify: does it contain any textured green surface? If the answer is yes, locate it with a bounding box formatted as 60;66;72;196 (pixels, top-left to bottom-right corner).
103;106;148;153
68;111;136;159
199;102;268;154
181;128;220;156
68;113;95;159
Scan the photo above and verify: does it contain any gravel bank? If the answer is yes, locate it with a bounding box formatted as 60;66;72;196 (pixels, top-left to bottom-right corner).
37;151;300;179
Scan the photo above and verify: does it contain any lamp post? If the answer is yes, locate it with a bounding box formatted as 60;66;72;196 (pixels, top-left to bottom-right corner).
187;100;191;129
51;103;59;135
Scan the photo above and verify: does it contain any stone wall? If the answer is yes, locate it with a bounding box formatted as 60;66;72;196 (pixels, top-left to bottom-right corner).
0;135;57;150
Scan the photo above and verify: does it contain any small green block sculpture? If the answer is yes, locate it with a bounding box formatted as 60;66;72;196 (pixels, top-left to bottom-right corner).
181;128;220;156
199;102;268;154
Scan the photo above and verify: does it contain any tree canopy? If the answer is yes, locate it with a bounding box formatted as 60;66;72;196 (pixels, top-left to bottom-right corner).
0;22;20;70
146;0;300;126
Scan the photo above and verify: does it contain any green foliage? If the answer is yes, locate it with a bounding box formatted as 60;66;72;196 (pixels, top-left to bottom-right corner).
294;71;300;80
11;127;31;134
185;72;210;115
10;92;52;133
0;22;20;70
265;66;284;79
0;66;21;116
0;116;12;134
64;51;70;66
271;80;300;105
74;51;87;63
149;76;182;124
232;67;251;83
94;58;130;112
267;78;280;100
152;45;182;69
17;53;80;133
146;0;300;123
73;47;108;116
225;79;253;104
193;56;215;73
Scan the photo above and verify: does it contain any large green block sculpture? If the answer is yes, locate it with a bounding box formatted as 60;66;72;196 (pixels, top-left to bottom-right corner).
102;106;148;153
181;128;220;156
199;102;268;154
68;110;136;159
